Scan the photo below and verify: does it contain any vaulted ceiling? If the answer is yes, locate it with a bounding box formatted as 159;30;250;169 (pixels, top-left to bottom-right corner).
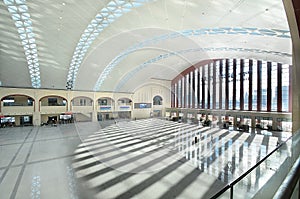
0;0;292;93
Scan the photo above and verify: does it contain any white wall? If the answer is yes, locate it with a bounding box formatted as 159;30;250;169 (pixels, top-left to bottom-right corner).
132;80;171;119
0;81;171;124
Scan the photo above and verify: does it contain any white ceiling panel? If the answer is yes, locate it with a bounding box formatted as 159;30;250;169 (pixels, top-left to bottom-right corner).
0;0;292;92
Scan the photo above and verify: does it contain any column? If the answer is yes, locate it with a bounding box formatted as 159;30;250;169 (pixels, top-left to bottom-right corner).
213;61;217;109
197;68;201;108
251;115;256;129
202;66;205;109
219;60;223;109
257;60;262;111
178;79;181;108
272;117;278;131
240;59;244;110
207;64;211;109
277;63;282;112
267;61;272;112
289;65;292;112
92;111;98;122
195;69;198;109
249;59;253;111
233;59;237;110
233;116;238;129
191;71;195;108
33;112;41;126
182;77;185;108
225;59;229;110
171;83;175;108
186;74;189;108
33;92;41;126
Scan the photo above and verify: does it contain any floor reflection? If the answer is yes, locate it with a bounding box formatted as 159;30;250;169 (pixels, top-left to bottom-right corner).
72;118;292;199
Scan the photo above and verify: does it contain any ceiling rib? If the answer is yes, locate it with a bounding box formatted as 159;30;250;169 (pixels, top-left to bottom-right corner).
66;0;154;90
93;27;291;91
3;0;41;88
114;47;292;92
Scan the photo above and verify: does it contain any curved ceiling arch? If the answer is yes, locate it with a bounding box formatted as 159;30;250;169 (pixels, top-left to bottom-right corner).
66;0;156;89
112;47;292;92
92;27;291;91
0;0;292;92
3;0;41;88
132;81;171;93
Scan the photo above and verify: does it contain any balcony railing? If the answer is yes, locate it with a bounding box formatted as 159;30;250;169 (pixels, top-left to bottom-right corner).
2;106;34;115
211;131;300;199
72;105;93;113
40;106;67;114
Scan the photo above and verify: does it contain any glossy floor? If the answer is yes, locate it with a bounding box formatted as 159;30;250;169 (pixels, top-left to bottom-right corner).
0;119;291;199
73;118;291;199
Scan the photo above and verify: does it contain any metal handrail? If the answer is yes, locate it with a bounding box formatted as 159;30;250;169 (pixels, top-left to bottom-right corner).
273;154;300;199
210;136;293;199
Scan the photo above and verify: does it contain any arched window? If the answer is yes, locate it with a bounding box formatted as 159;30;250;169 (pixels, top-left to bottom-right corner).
153;96;163;105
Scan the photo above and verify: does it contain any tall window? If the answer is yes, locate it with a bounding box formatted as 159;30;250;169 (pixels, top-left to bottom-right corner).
174;83;177;107
186;73;189;108
204;64;208;109
243;59;250;110
271;62;278;111
228;59;234;109
171;58;291;113
236;59;241;110
153;96;163;105
221;60;226;109
194;69;198;108
209;62;214;109
199;67;203;108
178;80;181;108
215;61;220;109
190;71;193;108
181;77;185;108
80;99;86;106
282;64;289;111
261;61;268;111
252;60;258;111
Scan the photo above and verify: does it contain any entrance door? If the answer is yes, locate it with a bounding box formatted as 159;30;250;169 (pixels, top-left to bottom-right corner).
48;116;57;124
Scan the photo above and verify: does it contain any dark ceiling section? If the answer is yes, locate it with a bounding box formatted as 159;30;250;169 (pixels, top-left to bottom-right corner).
293;0;300;37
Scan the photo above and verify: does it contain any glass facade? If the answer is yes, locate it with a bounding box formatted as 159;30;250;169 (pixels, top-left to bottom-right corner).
282;64;290;112
228;60;234;109
215;61;220;109
221;60;226;109
171;58;291;113
243;59;250;110
261;61;268;111
271;62;278;111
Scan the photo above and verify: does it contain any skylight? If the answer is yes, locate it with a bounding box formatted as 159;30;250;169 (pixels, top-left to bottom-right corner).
3;0;41;88
66;0;152;89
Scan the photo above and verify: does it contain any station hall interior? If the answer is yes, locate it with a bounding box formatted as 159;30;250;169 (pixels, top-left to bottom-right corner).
0;0;300;198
